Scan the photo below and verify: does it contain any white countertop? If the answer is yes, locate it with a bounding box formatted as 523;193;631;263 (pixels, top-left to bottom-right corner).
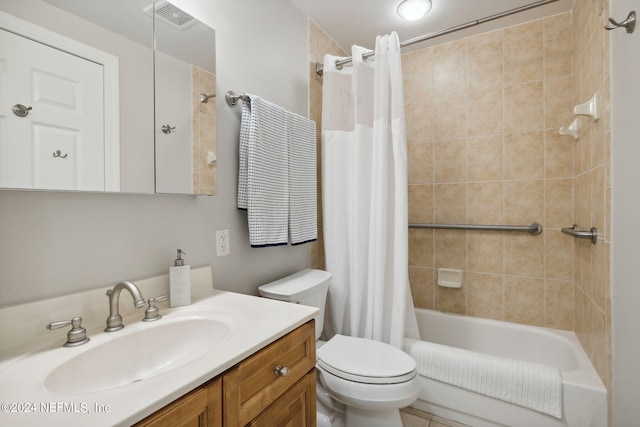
0;287;317;426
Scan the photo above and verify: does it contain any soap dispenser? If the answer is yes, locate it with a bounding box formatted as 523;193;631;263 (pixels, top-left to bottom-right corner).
169;249;191;307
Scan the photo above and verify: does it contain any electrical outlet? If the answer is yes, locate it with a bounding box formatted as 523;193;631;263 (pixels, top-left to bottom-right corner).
216;229;230;257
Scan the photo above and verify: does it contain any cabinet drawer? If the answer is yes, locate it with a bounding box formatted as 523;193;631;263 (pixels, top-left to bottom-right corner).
134;377;222;427
248;371;316;427
223;321;315;426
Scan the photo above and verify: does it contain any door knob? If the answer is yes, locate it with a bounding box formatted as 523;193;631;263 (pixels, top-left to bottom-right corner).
12;104;32;117
161;124;176;134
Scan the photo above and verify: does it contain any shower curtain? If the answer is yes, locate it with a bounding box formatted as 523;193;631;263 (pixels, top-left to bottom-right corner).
321;32;418;349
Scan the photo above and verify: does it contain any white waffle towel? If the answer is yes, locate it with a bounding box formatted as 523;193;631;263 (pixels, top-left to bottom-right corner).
288;112;317;245
238;94;317;247
405;338;563;418
238;95;289;247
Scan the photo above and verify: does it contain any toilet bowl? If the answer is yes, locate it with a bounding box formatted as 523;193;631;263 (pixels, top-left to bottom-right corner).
258;269;420;427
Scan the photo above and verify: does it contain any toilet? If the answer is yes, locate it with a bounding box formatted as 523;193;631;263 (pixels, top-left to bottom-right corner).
258;269;420;427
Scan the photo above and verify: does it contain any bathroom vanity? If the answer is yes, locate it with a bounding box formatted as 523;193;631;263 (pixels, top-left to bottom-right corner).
135;321;315;427
0;266;318;426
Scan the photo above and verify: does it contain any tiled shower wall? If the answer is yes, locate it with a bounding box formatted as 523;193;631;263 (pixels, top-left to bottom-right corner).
192;66;217;195
308;21;346;270
404;13;577;330
572;0;612;422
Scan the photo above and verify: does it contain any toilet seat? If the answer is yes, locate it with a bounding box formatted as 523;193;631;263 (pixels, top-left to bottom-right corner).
317;335;417;384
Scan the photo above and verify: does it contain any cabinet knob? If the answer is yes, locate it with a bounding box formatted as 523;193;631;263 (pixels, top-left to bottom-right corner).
274;364;289;377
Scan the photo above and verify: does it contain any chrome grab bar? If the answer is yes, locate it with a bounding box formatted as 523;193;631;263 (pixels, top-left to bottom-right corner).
409;222;542;235
561;224;598;244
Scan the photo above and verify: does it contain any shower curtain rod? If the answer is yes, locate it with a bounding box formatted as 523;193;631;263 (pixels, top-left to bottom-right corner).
316;0;560;75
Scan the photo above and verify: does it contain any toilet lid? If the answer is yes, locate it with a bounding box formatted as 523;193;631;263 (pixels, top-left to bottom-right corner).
317;335;417;384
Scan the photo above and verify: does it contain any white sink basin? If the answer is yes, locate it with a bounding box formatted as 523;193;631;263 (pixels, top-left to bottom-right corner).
45;318;230;394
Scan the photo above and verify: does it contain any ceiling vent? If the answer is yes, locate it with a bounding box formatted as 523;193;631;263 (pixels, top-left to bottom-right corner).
144;1;197;30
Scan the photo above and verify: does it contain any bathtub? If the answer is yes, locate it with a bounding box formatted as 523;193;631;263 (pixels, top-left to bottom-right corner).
407;308;607;427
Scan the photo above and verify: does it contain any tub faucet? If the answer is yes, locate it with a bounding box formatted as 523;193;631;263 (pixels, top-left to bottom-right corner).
105;281;146;332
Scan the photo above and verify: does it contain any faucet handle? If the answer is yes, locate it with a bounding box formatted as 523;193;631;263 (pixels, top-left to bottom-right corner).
143;295;169;322
47;316;90;347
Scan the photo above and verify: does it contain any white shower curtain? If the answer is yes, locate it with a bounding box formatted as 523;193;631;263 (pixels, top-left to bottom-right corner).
321;32;418;349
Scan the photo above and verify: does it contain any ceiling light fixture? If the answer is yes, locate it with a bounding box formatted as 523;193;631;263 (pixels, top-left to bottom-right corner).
397;0;432;21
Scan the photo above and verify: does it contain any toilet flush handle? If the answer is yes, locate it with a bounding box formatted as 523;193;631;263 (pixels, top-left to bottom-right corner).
274;364;290;377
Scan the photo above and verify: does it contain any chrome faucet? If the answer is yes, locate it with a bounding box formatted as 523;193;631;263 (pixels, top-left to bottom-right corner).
105;281;146;332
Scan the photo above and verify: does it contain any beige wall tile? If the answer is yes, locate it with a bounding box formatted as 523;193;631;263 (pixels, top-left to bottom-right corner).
504;276;545;326
504;180;544;226
504;82;544;133
545;279;575;330
467;231;504;274
409;229;434;268
544;13;573;78
467;182;504;224
467;135;503;181
403;48;435;104
409;185;434;224
434;230;467;270
468;273;504;320
575;172;591;230
467;88;503;137
434;140;467;183
591;166;605;235
409;267;435;309
545;76;573;129
545;178;573;229
591;239;607;311
435;282;467;314
545;130;575;179
467;30;503;91
406;100;435;143
504;131;544;180
408;143;433;184
545;230;574;280
591;307;607;381
434;39;467;96
504;20;543;86
504;233;544;277
434;95;467;140
434;184;466;223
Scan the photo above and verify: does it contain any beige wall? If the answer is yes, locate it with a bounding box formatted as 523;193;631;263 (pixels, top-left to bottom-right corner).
404;13;577;330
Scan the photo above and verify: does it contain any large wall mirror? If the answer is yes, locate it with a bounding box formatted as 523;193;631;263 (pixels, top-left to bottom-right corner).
0;0;216;195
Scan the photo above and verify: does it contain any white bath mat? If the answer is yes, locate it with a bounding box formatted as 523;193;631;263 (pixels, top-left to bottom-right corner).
404;338;563;418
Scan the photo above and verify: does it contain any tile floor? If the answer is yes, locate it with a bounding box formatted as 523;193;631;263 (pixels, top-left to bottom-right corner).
400;407;471;427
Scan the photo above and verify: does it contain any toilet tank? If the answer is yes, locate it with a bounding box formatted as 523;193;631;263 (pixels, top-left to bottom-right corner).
258;269;331;340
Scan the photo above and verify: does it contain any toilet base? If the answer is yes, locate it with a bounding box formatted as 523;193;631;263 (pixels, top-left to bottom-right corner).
317;397;344;427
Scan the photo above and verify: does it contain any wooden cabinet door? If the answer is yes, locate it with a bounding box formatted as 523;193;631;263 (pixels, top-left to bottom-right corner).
223;321;315;426
248;371;316;427
135;378;222;427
